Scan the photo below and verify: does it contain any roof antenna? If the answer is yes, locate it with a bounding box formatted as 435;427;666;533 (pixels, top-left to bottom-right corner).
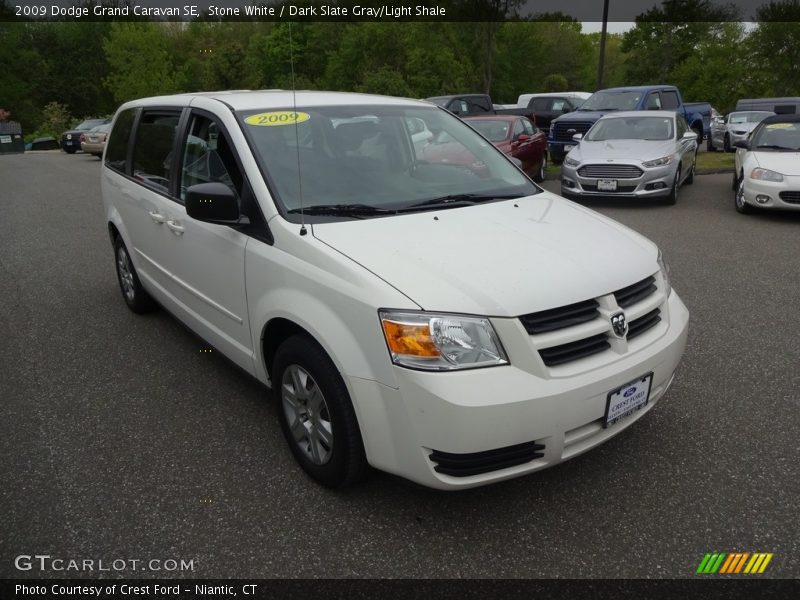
288;22;307;236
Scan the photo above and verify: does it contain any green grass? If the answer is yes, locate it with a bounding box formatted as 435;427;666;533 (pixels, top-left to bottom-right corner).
696;150;735;172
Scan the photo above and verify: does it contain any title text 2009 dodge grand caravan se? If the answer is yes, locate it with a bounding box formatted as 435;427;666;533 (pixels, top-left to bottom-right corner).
101;91;689;490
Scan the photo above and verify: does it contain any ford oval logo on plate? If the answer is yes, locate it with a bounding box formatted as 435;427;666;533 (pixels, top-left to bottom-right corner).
624;387;637;397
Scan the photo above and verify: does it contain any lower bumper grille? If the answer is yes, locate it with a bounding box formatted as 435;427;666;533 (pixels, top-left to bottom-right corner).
581;183;638;193
429;441;546;477
779;191;800;204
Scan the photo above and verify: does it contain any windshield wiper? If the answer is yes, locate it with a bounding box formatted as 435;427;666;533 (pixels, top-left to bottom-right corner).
402;193;521;211
286;203;396;218
755;144;797;151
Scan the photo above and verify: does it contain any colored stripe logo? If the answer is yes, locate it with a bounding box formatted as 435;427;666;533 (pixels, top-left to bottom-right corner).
696;552;773;574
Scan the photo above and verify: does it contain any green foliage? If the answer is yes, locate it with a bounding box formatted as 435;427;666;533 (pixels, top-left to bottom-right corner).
542;74;569;92
749;1;800;97
103;22;181;104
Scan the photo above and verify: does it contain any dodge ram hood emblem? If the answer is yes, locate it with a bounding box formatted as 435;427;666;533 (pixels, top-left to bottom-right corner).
611;312;628;338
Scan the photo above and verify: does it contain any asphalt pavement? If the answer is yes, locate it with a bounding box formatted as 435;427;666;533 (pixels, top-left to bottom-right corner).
1;151;798;579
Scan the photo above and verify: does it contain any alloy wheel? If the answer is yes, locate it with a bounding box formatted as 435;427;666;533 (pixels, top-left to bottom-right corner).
281;364;334;465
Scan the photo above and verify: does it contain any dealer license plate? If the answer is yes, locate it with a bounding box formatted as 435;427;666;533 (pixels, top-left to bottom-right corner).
598;179;617;192
604;373;653;427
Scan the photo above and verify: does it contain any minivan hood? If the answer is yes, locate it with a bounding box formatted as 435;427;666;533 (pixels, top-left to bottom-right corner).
311;192;657;317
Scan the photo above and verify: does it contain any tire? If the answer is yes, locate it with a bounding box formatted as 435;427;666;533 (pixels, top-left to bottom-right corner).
533;153;547;183
723;133;731;153
685;152;696;185
692;127;703;145
707;136;716;152
273;335;368;488
113;236;157;313
734;177;754;214
731;170;739;191
664;166;680;205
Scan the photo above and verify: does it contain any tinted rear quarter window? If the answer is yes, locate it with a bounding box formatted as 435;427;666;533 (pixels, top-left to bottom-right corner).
105;108;137;173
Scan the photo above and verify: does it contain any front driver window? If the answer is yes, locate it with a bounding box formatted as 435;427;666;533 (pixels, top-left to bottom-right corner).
180;115;243;202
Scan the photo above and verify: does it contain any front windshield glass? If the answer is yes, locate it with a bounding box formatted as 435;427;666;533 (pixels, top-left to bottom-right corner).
729;111;774;124
751;121;800;150
579;91;643;111
468;119;511;142
237;104;539;220
585;116;674;141
76;119;105;131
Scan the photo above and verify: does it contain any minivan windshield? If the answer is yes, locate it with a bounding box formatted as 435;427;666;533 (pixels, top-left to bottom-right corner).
578;91;642;112
237;104;539;220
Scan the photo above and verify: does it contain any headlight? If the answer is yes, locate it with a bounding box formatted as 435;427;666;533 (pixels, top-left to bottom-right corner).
379;310;508;371
750;168;783;182
657;249;671;298
564;156;580;167
642;155;673;168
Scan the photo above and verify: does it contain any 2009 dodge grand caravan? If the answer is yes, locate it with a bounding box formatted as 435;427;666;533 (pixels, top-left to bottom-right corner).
101;91;689;490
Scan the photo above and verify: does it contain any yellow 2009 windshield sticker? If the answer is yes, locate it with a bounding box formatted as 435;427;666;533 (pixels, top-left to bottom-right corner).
245;111;310;126
765;123;795;129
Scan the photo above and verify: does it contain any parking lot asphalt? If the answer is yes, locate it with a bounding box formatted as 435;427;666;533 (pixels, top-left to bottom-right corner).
1;151;798;579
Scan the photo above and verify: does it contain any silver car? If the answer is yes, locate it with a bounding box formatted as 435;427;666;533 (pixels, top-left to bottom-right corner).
711;110;774;152
561;111;698;205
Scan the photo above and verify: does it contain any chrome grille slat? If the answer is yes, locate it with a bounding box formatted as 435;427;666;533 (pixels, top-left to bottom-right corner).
577;164;644;179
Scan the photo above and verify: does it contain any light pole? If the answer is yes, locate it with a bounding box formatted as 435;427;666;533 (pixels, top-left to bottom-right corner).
596;0;610;90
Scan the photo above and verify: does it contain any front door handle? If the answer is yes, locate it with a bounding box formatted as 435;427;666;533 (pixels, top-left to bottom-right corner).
149;210;166;224
166;219;185;236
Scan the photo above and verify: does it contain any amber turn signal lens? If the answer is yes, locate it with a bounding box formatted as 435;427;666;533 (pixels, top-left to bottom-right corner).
381;320;440;357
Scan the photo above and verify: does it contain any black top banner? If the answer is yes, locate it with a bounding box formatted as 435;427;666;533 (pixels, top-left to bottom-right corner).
3;0;800;22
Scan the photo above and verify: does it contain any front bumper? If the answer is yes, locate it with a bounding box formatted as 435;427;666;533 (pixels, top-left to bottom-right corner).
741;175;800;211
561;162;676;198
349;291;689;490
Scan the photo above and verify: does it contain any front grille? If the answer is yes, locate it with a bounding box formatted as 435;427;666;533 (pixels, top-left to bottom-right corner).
614;276;657;308
429;441;546;477
627;308;662;340
581;184;638;193
553;121;594;142
578;164;644;179
779;191;800;204
519;299;599;334
539;333;610;367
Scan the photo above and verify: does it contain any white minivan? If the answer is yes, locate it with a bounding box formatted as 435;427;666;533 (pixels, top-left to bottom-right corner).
102;91;689;490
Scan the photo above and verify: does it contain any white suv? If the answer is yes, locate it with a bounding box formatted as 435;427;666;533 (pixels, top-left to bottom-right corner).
102;91;689;490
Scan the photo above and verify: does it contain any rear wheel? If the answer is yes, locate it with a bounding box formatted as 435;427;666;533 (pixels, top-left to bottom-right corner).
723;133;732;153
707;136;716;152
685;152;696;185
273;335;368;488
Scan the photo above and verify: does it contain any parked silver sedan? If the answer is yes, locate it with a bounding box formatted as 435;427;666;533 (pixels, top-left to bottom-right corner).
561;111;698;204
711;110;774;152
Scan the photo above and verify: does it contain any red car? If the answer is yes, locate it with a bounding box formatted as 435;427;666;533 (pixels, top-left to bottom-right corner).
465;115;547;182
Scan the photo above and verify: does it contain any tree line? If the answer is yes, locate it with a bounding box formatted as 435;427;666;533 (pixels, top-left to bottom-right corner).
1;0;800;139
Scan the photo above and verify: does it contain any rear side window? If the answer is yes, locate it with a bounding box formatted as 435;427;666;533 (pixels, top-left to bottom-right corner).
531;98;550;111
661;91;680;110
132;111;180;195
105;108;136;173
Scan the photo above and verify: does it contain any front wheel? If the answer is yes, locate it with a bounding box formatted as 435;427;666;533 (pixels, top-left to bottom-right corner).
533;153;547;183
734;178;754;214
664;167;680;205
273;335;368;488
707;136;716;152
723;134;732;153
114;236;157;313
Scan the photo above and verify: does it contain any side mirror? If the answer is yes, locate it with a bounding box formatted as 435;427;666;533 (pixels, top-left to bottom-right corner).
683;131;699;140
185;182;249;226
733;140;750;150
516;133;530;142
572;133;583;142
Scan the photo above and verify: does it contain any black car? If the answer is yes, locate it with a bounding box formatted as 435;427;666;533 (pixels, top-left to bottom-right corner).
61;118;109;154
